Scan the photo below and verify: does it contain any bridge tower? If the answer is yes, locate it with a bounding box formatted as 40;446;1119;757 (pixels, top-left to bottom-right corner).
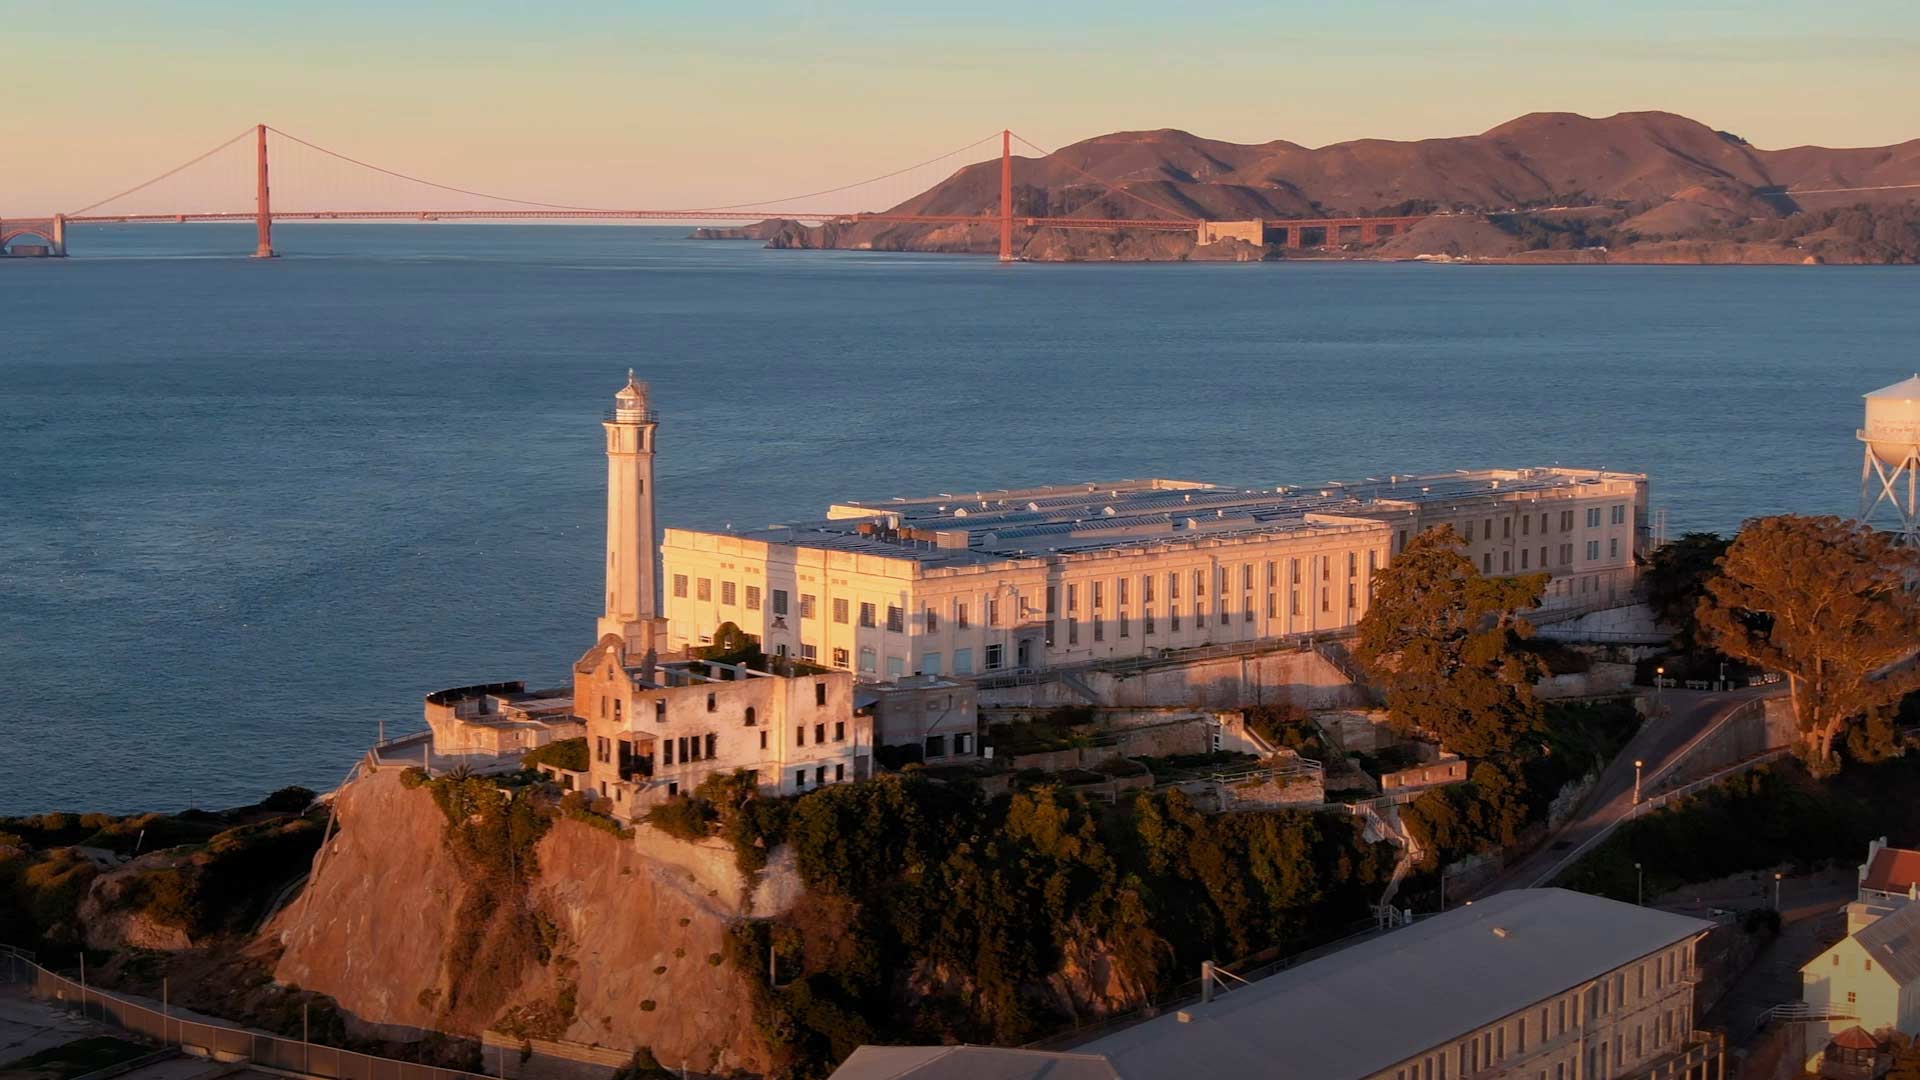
253;123;275;259
999;129;1013;263
1861;375;1920;543
599;371;663;657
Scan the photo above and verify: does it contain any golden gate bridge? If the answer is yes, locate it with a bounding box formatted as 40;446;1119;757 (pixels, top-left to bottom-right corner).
0;124;1425;261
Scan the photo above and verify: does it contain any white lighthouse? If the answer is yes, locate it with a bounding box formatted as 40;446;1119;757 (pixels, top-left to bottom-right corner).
598;371;662;656
1860;375;1920;544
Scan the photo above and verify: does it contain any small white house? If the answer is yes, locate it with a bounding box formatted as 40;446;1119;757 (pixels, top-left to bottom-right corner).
1802;899;1920;1037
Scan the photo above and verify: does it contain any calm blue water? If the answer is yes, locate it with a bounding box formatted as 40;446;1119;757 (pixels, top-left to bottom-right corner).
2;224;1913;815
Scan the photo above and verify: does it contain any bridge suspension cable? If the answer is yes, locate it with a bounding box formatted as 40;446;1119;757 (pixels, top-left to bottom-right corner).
65;127;256;216
674;131;1006;212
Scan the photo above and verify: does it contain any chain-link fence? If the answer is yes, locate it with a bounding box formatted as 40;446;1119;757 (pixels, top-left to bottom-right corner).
1;947;495;1080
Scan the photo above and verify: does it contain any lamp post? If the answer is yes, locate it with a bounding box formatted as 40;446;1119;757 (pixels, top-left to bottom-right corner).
1718;661;1727;692
1633;759;1644;806
1654;666;1665;714
1635;862;1643;906
1775;871;1784;912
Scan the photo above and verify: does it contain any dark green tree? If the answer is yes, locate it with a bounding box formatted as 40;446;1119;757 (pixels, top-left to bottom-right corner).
1354;526;1550;757
1697;515;1920;772
1640;531;1730;650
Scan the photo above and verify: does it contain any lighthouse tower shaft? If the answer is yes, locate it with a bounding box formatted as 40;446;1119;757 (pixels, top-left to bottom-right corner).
599;373;662;655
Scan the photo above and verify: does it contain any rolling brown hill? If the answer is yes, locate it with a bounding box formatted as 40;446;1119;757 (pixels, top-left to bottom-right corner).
750;111;1920;262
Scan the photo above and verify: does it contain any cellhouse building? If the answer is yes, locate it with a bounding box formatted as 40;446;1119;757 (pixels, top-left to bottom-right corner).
661;467;1649;680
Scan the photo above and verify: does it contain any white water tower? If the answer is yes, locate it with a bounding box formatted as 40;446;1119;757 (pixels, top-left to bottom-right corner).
1860;375;1920;542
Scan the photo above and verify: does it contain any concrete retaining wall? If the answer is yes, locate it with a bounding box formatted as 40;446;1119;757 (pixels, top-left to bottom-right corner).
978;648;1363;710
1536;662;1637;700
1653;695;1796;795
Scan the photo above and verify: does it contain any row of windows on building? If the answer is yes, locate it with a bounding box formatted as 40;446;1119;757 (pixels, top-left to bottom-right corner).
671;553;1373;635
597;682;832;725
1389;948;1689;1080
794;762;846;789
1477;538;1619;575
1459;504;1628;545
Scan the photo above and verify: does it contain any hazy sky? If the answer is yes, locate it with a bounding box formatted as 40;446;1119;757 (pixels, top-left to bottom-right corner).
4;0;1916;215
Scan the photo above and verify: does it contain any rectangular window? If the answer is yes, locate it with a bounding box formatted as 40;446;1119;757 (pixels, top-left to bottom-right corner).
1587;507;1602;528
886;605;904;632
925;606;939;632
745;585;761;611
1144;612;1156;634
1143;575;1155;604
1193;569;1205;598
655;699;666;723
1464;521;1475;543
1118;616;1129;638
1066;584;1078;612
953;648;973;674
1503;517;1512;539
1171;610;1181;631
800;643;817;663
814;723;826;744
1520;548;1530;570
859;602;876;628
887;656;904;678
832;646;849;669
1502;551;1512;573
1609;537;1619;558
1521;515;1530;536
1321;587;1330;613
1168;572;1180;600
663;738;673;765
721;581;737;606
673;574;688;599
1290;590;1300;616
987;598;1000;626
815;765;825;786
1067;618;1079;645
985;643;1004;670
1347;582;1357;609
833;598;849;624
705;732;716;759
794;769;805;789
1093;619;1105;642
800;594;816;619
1561;510;1574;531
858;646;876;673
1612;504;1626;525
1483;553;1492;573
1046;585;1057;614
957;602;970;629
1117;578;1128;606
698;578;712;601
925;734;947;758
772;589;788;615
1587;540;1600;561
921;652;940;674
1290;558;1301;585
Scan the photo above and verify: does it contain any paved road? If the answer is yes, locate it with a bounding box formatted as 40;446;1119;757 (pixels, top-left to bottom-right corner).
1472;686;1786;898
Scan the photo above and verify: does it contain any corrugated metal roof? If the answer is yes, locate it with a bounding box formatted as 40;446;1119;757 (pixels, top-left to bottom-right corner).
1854;900;1920;986
1079;889;1709;1080
828;1046;1122;1080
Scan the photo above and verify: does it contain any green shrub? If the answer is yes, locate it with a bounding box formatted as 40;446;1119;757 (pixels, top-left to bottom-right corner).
523;738;589;773
644;796;714;842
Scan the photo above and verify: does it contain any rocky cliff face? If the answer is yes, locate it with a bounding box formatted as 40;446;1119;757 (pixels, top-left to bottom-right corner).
268;770;776;1076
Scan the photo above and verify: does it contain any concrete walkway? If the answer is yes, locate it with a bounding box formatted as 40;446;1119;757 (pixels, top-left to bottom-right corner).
0;988;108;1066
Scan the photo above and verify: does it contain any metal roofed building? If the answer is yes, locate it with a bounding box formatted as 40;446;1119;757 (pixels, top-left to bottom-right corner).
660;468;1647;679
828;1045;1121;1080
1078;888;1714;1080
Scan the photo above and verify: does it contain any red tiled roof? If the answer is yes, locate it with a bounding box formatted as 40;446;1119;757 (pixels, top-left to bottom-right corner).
1863;847;1920;893
1829;1026;1879;1051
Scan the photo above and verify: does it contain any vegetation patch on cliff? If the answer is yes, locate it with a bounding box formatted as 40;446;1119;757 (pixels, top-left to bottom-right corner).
726;773;1391;1077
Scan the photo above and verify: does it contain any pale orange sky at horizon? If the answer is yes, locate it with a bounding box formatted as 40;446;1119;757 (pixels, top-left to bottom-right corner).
4;1;1916;217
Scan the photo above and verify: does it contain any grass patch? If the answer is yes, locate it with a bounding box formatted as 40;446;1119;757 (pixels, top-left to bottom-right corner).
523;738;588;773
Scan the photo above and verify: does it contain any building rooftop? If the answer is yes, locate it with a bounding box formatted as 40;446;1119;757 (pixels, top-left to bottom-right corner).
828;1046;1120;1080
1077;888;1708;1080
1853;900;1920;986
681;468;1645;568
1862;843;1920;896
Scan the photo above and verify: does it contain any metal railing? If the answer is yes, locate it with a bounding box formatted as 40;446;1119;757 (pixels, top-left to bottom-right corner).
1;953;494;1080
